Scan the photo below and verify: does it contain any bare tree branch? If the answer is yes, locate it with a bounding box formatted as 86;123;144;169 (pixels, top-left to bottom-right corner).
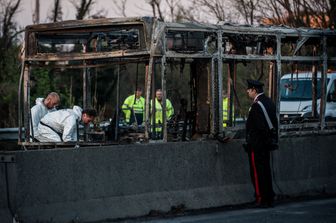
174;5;199;22
146;0;164;21
233;0;260;25
0;0;21;48
89;8;107;19
258;0;334;28
165;0;178;21
112;0;127;17
190;0;233;22
154;0;164;21
71;0;95;20
48;0;63;22
329;0;336;28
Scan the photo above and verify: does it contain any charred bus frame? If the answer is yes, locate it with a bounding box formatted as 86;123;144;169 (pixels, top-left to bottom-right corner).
18;17;336;148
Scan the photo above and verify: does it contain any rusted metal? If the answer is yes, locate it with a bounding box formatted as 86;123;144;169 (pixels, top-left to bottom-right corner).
115;64;121;141
217;31;223;133
23;64;30;142
233;64;237;126
83;67;88;109
151;59;156;138
18;61;25;143
161;55;167;142
193;59;210;133
144;63;151;139
161;28;167;142
227;62;235;127
320;36;328;129
26;58;150;69
18;16;336;147
268;62;274;101
311;63;318;118
210;57;216;135
26;51;150;62
276;34;282;136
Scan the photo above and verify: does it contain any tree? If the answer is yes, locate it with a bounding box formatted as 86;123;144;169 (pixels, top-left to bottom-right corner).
146;0;164;21
71;0;95;20
0;0;22;127
0;0;21;49
112;0;128;17
165;0;178;22
258;0;335;28
48;0;63;22
233;0;260;25
191;0;234;22
329;0;336;28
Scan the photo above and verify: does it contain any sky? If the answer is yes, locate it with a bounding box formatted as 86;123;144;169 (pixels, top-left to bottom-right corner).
17;0;161;28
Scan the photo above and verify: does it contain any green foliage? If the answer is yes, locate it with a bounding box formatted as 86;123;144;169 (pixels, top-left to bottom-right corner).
0;44;20;127
30;68;83;109
51;69;82;108
30;68;52;101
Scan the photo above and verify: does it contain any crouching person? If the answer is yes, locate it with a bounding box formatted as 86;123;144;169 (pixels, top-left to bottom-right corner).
36;106;97;142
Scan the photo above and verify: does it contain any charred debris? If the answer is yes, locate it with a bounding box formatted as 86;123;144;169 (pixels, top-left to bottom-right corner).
18;17;336;149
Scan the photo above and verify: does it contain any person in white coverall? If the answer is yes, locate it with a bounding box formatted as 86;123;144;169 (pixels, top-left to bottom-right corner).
36;106;97;142
30;92;60;141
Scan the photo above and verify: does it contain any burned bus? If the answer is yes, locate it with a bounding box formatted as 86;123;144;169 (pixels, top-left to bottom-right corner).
18;17;336;148
3;16;336;223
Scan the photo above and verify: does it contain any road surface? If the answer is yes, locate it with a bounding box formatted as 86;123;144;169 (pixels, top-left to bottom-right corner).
124;197;336;223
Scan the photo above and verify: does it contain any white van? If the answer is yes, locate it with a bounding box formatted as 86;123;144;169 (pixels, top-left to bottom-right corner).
280;71;336;121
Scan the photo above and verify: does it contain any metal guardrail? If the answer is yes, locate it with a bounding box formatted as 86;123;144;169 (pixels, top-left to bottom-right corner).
0;128;20;141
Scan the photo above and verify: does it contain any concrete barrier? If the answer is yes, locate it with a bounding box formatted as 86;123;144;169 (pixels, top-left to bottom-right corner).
1;134;336;223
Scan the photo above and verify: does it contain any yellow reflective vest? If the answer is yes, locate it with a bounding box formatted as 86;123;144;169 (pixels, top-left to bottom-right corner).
150;98;174;127
122;94;145;123
223;97;234;127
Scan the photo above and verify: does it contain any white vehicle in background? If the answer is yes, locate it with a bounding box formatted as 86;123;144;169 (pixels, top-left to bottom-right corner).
280;71;336;122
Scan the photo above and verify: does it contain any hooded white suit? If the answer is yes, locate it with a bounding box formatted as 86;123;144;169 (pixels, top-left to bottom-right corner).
30;98;56;140
36;106;83;142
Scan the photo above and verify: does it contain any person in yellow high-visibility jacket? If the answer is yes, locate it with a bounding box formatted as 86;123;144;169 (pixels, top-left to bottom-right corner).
223;91;234;127
150;89;174;138
122;88;145;125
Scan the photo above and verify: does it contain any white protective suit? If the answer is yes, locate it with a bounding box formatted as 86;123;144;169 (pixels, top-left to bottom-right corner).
37;106;82;142
30;98;56;140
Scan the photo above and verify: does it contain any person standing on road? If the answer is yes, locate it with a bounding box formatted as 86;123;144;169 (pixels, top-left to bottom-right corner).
244;79;278;207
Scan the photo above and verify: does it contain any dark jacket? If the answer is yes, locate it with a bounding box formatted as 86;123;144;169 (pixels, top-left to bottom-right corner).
246;93;278;151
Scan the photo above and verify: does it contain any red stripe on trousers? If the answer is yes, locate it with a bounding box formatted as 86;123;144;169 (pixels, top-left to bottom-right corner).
251;150;261;203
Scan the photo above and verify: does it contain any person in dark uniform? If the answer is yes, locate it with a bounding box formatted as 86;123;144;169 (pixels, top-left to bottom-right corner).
244;79;278;208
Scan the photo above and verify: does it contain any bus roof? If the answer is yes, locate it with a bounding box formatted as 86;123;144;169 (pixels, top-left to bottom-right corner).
282;71;336;79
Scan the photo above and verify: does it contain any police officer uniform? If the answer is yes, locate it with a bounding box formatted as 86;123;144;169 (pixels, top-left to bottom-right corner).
245;79;278;207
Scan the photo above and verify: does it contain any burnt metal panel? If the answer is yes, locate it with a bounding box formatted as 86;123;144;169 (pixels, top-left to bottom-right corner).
210;58;216;135
192;59;210;133
276;34;282;138
161;55;167;142
23;64;30;142
320;36;328;129
27;51;150;62
25;18;154;61
18;16;336;146
217;31;224;134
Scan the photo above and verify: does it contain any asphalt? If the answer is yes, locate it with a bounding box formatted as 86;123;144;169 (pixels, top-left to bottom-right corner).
113;197;336;223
